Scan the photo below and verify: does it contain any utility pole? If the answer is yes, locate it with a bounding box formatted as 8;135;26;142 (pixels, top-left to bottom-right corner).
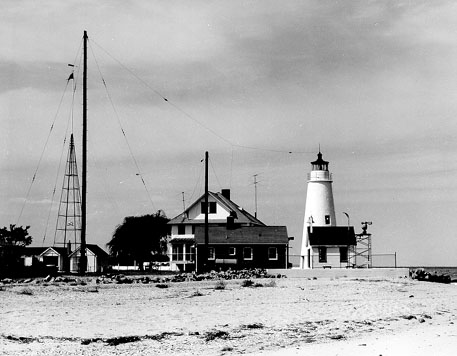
80;30;88;275
204;151;209;273
253;174;259;218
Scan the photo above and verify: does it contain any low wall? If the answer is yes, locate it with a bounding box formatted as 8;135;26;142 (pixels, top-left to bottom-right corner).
268;268;410;279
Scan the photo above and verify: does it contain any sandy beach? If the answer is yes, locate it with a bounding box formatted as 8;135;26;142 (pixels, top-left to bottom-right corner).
1;276;456;355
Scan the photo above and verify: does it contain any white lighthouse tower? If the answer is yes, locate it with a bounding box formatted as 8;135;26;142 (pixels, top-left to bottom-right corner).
300;151;337;269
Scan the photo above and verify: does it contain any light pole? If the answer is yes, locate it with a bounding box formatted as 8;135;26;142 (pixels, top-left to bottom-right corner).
287;237;294;269
343;212;350;229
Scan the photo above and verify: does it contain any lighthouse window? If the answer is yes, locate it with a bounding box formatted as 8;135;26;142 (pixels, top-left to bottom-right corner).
318;247;327;263
325;215;331;225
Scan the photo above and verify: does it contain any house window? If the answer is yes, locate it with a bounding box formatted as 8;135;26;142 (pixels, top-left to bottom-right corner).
208;247;215;260
178;225;186;235
189;245;195;262
243;247;253;260
268;247;278;260
201;202;217;214
172;245;183;261
340;247;348;263
318;247;327;263
185;244;195;262
228;247;236;256
192;225;196;234
325;215;331;225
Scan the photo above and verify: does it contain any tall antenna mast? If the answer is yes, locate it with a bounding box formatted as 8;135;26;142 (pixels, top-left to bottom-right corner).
80;30;88;274
54;134;82;257
204;151;209;272
181;191;186;211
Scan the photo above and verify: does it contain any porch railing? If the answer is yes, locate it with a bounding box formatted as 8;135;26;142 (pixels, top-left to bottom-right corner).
170;253;195;262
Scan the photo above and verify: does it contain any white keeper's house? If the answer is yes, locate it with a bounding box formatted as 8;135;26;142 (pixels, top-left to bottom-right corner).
167;189;289;272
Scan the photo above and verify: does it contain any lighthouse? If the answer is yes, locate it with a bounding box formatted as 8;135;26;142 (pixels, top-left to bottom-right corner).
300;151;356;269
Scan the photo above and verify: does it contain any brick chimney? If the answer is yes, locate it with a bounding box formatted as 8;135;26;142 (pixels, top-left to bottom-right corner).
221;189;230;200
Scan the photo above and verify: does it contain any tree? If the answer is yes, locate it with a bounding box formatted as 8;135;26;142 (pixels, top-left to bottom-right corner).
0;224;33;275
107;210;170;270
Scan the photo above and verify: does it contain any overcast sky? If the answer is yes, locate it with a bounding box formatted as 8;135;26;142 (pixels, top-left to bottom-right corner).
2;0;457;266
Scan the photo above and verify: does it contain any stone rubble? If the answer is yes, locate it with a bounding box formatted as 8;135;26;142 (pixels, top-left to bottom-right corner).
0;268;284;286
410;268;451;284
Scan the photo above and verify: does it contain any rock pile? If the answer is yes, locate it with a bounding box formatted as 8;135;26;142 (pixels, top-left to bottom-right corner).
410;268;451;284
0;268;283;286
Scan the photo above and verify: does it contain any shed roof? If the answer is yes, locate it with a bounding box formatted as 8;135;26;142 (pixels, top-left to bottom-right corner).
87;244;109;258
68;244;109;258
194;225;288;244
40;246;68;256
308;226;356;246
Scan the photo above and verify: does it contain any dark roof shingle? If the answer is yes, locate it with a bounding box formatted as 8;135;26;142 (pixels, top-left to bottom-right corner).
194;225;288;244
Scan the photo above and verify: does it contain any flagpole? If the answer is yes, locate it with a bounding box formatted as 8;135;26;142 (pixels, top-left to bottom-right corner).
80;30;88;274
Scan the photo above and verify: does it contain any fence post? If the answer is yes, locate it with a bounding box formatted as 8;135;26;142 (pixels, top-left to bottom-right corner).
394;252;397;268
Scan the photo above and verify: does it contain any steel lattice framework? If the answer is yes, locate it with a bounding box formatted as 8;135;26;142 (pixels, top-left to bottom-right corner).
54;134;82;252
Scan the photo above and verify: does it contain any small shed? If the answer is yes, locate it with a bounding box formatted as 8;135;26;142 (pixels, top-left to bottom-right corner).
40;247;69;272
69;244;109;273
22;247;47;267
307;226;356;268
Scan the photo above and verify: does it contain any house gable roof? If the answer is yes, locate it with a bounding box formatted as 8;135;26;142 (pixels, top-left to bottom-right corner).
194;225;288;244
168;191;266;226
308;226;356;246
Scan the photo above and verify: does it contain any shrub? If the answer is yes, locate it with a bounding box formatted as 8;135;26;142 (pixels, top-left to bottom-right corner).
214;280;226;290
191;290;204;297
204;330;229;341
242;323;264;329
241;279;254;287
